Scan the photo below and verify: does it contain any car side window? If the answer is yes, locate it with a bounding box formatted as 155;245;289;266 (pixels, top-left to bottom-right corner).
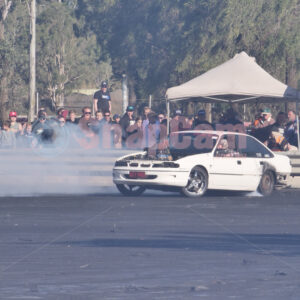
214;134;241;157
237;135;273;158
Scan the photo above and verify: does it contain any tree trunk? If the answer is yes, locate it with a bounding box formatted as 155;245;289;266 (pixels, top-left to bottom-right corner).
0;0;12;123
56;44;65;107
205;103;212;123
29;0;36;122
0;77;8;123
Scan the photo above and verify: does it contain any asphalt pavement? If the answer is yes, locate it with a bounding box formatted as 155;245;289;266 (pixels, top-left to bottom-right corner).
1;189;300;299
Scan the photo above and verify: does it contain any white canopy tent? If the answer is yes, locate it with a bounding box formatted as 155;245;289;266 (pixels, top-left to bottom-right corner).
166;51;300;104
165;52;300;148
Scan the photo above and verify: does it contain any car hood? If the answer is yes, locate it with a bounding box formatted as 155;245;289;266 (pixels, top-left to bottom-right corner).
175;153;211;164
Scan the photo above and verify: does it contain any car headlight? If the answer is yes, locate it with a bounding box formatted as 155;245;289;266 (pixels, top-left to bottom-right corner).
152;162;180;168
114;161;128;167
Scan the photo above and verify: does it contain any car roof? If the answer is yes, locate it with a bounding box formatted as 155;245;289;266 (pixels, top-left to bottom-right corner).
170;130;249;137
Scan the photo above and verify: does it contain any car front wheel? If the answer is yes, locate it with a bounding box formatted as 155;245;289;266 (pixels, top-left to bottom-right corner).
181;166;208;197
258;170;275;196
116;184;146;196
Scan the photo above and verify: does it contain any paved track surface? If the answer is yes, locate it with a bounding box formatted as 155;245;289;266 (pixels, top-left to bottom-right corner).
1;190;300;299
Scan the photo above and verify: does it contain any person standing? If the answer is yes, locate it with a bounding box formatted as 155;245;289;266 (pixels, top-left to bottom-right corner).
78;107;97;136
93;81;111;114
21;123;34;148
112;114;121;125
8;111;22;135
126;117;143;149
111;114;122;148
102;111;112;124
284;110;299;147
0;120;16;149
193;109;212;129
95;111;103;122
32;110;54;145
254;108;275;128
66;110;79;125
120;105;135;146
169;109;187;133
76;107;99;149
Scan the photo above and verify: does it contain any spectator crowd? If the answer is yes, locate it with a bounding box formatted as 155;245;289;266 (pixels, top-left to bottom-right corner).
0;82;299;151
1;105;298;152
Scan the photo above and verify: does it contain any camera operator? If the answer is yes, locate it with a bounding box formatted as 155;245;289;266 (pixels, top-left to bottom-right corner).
32;110;54;145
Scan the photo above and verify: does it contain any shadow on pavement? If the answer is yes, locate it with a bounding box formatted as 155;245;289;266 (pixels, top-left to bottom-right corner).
55;233;300;257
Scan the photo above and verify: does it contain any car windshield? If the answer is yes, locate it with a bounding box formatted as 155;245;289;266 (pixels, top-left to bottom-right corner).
169;132;218;160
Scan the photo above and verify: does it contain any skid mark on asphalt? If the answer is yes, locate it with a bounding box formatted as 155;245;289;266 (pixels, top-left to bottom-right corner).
186;206;300;274
0;206;114;274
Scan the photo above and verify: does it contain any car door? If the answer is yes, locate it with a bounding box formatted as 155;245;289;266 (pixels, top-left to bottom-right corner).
237;135;274;190
210;134;247;190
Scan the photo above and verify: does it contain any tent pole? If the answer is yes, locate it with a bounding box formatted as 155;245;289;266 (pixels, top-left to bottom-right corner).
296;98;300;152
166;99;170;135
297;115;300;152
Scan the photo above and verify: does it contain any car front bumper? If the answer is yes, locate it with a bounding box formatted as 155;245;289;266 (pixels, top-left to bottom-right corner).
113;167;189;187
275;172;290;188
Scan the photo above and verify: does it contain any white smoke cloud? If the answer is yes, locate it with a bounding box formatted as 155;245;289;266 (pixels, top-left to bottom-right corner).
0;124;131;197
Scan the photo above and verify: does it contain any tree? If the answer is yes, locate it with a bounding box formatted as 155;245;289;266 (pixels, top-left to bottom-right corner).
36;1;112;108
0;0;12;122
77;0;300;109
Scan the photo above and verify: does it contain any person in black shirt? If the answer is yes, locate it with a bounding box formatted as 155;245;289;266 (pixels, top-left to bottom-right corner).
32;110;54;145
93;81;111;114
193;109;213;129
120;105;135;146
66;110;79;125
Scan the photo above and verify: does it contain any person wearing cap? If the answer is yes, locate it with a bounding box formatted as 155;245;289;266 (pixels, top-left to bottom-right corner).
193;109;212;129
31;109;55;145
8;111;22;135
112;114;121;125
120;105;135;147
254;108;275;128
170;109;187;133
251;108;275;145
93;81;111;114
32;110;49;133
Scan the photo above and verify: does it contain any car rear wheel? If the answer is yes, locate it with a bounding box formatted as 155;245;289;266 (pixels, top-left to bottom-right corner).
116;184;146;196
258;170;275;196
181;166;208;197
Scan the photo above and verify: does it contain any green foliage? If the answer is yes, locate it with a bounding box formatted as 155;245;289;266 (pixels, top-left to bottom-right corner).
1;0;112;112
36;1;112;105
1;0;300;113
77;0;300;102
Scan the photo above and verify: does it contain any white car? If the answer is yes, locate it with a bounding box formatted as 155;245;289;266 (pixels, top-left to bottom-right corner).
113;131;291;197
